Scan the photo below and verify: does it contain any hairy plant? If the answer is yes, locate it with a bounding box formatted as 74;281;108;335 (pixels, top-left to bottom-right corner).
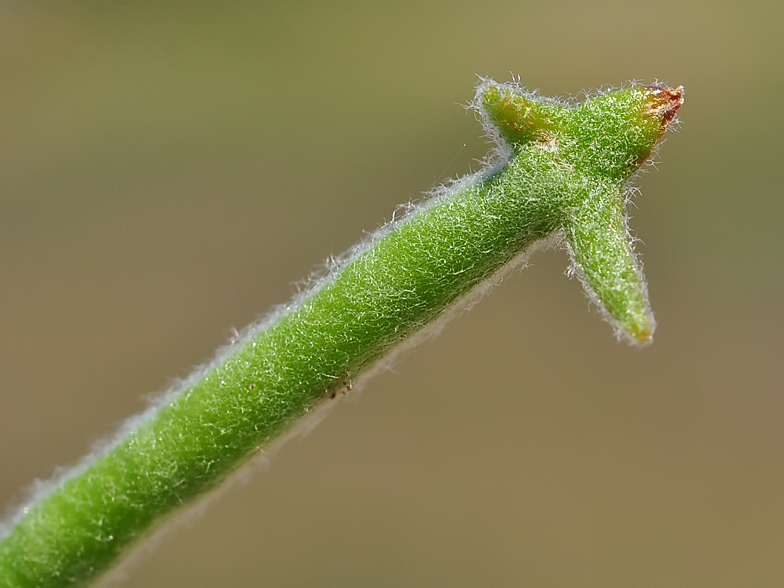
0;78;683;587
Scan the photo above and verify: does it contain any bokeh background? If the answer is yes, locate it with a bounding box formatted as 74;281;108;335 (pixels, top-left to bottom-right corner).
1;1;782;586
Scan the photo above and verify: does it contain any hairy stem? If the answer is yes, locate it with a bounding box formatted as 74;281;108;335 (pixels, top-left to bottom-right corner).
0;78;682;587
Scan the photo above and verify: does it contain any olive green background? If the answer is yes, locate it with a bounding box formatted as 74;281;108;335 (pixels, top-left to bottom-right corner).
1;1;781;586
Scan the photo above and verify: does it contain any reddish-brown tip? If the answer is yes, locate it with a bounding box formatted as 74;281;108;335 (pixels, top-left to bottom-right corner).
643;85;684;130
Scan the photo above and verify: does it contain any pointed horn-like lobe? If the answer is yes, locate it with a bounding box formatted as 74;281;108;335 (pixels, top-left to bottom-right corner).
566;182;654;343
479;80;561;145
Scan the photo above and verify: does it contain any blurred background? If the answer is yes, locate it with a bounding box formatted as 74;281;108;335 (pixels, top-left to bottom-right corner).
1;0;782;586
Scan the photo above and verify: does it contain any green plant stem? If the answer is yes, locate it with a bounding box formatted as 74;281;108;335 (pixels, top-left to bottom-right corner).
0;79;682;587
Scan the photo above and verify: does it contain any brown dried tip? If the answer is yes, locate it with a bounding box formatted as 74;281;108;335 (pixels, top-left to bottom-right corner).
643;85;684;131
